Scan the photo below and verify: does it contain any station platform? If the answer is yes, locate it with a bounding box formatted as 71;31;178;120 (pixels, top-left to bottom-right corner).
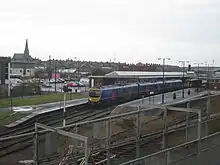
111;88;210;115
6;98;88;128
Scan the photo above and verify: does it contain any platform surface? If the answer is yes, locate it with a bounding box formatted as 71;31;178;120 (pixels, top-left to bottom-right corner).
111;88;211;115
6;98;88;128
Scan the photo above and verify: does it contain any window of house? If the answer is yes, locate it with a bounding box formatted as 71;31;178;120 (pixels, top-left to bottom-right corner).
10;70;12;73
20;70;22;73
27;70;29;72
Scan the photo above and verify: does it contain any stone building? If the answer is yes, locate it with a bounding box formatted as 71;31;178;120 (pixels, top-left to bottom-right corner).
11;39;35;77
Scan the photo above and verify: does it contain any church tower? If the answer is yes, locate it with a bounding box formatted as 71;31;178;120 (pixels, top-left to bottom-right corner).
24;39;29;56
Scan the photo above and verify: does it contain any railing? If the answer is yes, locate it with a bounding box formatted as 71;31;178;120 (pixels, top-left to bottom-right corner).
119;131;220;165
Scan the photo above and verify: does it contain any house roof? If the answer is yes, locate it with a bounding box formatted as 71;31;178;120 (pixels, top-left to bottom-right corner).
13;53;26;60
0;57;11;62
12;53;34;63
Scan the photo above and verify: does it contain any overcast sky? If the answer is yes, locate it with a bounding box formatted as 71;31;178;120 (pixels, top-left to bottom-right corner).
0;0;220;66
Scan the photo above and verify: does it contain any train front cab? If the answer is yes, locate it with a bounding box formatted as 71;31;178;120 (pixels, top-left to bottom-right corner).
88;88;101;105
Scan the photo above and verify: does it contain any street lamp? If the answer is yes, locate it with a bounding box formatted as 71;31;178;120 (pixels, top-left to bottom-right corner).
63;85;69;127
179;61;189;98
10;82;13;114
194;62;203;92
158;57;170;104
205;61;210;90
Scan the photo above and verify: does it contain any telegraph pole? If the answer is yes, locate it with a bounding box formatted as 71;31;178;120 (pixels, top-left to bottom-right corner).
158;58;170;104
48;55;51;93
179;61;189;98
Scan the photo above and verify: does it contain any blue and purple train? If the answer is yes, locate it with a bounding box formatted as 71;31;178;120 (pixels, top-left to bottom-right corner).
88;80;182;105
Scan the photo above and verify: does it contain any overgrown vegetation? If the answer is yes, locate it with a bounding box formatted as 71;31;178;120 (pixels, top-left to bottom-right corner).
0;111;27;126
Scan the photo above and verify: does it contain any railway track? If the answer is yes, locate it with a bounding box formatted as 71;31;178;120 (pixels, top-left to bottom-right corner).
0;106;198;162
11;110;218;165
35;114;197;165
0;90;211;164
0;107;114;160
0;104;89;137
0;102;119;138
75;112;209;165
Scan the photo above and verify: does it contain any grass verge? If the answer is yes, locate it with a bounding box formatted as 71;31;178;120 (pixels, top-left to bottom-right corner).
0;111;27;126
0;93;87;108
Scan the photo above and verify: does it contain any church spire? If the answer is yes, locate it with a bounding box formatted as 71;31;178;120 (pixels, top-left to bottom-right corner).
24;39;29;56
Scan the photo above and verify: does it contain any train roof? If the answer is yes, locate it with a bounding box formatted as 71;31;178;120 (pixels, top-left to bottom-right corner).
90;79;182;91
100;83;138;90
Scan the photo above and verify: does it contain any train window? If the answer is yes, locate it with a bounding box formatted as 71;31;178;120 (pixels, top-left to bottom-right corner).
89;90;101;97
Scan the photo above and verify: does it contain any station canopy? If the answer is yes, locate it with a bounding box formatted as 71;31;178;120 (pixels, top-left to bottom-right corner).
104;71;188;79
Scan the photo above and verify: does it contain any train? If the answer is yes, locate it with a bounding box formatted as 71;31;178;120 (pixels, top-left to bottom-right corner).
88;80;183;105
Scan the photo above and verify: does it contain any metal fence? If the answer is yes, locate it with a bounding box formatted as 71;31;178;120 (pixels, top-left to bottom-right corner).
2;92;220;165
34;123;89;165
58;103;203;165
119;131;220;165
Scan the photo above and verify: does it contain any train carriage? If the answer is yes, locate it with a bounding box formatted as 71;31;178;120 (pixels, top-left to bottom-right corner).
88;84;139;105
88;79;183;106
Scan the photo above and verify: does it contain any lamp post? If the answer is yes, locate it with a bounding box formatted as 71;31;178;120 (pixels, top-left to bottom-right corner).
179;61;189;98
10;82;12;114
158;57;170;104
194;62;203;92
74;57;80;92
205;61;210;90
62;85;69;127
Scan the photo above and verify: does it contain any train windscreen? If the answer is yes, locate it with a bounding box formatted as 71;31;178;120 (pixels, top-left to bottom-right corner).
89;90;101;97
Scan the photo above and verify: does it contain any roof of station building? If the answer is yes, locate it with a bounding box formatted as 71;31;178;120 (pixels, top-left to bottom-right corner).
105;71;188;78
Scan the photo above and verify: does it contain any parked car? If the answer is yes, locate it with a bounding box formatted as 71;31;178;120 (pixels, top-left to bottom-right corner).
57;78;65;83
79;78;89;86
67;82;78;87
75;81;85;87
43;82;52;87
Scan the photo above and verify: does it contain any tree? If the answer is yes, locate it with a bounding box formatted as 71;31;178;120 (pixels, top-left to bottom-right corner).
91;67;112;76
